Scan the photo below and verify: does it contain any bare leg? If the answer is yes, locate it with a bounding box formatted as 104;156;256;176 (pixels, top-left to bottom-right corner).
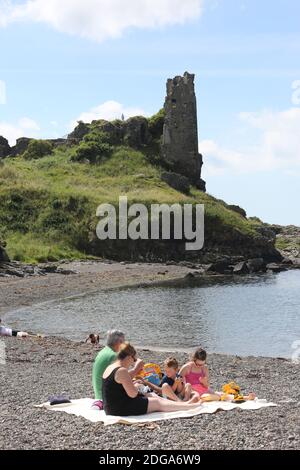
147;397;201;414
200;393;222;402
161;383;180;402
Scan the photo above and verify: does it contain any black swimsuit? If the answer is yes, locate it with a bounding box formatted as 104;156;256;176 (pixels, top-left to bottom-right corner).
103;367;149;416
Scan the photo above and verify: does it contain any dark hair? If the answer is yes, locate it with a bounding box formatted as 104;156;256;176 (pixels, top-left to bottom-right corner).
192;348;207;362
117;342;137;361
164;357;179;370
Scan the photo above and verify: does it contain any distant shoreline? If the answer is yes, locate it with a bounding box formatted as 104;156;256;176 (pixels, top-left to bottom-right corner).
0;260;193;317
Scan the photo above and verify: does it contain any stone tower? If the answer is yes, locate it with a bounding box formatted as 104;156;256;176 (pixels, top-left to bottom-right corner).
161;72;206;191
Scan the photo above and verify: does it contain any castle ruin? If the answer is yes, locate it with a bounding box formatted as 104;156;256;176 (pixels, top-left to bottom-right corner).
161;72;206;191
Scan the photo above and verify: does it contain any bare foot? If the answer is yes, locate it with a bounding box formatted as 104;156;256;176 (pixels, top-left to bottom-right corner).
246;392;256;400
188;395;200;404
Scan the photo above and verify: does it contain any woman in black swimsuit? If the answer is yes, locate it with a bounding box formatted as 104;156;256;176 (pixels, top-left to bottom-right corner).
102;343;201;416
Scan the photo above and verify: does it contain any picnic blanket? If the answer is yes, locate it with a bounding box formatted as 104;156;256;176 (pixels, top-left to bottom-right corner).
35;398;277;426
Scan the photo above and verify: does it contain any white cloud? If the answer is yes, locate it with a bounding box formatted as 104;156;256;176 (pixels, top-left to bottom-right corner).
0;117;40;145
18;117;40;130
201;107;300;176
70;100;148;130
0;0;203;42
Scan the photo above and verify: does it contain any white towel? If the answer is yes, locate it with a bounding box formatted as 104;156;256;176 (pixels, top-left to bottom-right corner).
35;398;277;426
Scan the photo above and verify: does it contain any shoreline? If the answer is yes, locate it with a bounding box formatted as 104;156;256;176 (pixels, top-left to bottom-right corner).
0;335;299;450
0;260;194;317
1;258;295;318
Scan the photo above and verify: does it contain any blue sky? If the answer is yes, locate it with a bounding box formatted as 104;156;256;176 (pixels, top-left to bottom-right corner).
0;0;300;225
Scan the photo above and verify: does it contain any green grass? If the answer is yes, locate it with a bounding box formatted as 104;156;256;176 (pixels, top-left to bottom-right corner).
276;236;300;252
0;145;260;263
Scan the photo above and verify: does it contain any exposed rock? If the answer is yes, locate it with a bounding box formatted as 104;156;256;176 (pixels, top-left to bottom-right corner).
227;204;247;218
10;137;31;156
0;136;11;159
273;225;300;261
0;240;10;263
123;116;150;148
206;259;232;274
266;263;287;273
161;171;190;194
40;264;77;275
48;138;68;148
246;258;266;273
68;116;150;149
195;175;206;192
233;261;249;274
0;263;25;277
0;260;77;277
67;121;90;142
91;119;124;145
160;72;205;190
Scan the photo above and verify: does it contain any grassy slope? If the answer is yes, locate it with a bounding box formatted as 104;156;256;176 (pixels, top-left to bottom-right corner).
0;145;259;263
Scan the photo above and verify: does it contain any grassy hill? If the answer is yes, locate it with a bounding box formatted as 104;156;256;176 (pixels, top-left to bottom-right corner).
0;125;278;264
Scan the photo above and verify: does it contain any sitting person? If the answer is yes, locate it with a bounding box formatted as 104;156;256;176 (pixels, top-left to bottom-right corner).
102;343;202;416
0;319;28;338
179;347;211;397
92;329;144;401
138;357;197;402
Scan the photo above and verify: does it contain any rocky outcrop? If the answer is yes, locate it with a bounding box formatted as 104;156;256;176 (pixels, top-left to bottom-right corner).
227;205;247;218
161;172;190;194
0;240;10;263
68;116;150;149
123;116;150;148
0;136;11;159
160;72;206;191
272;225;300;262
68;121;90;142
0;260;77;278
10;137;32;156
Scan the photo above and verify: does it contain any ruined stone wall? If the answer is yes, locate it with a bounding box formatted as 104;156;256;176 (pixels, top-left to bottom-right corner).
161;72;205;190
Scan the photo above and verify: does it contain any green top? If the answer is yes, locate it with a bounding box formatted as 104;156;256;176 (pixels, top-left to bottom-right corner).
92;346;117;399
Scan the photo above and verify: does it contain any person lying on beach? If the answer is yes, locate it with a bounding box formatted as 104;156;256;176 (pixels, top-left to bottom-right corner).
136;357;198;402
0;319;28;338
179;347;211;398
102;343;201;417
